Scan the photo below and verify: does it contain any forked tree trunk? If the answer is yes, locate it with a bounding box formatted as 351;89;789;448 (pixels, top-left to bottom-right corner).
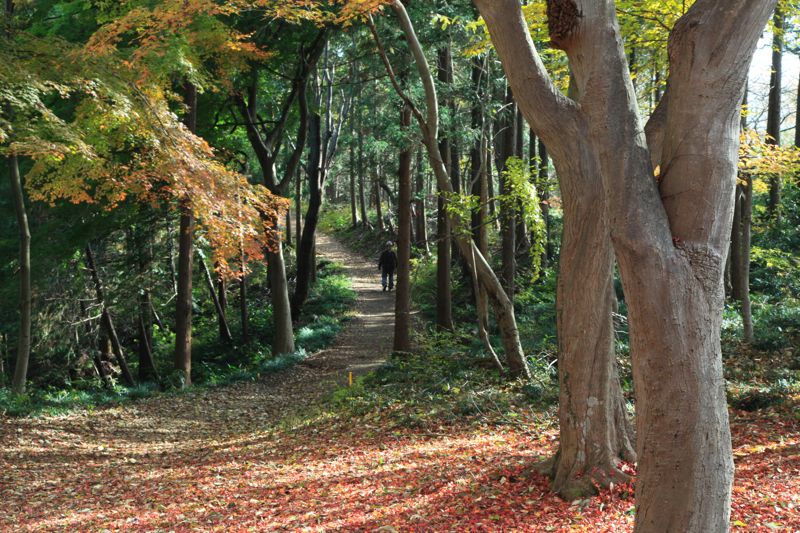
394;104;413;352
8;154;31;394
476;1;775;530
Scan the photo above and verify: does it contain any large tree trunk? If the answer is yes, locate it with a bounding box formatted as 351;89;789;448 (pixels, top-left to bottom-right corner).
476;2;774;529
394;104;413;352
767;7;784;214
551;152;635;497
174;82;197;388
8;155;31;394
269;243;295;353
512;1;770;530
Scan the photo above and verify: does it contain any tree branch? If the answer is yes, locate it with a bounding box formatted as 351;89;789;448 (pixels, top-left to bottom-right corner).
473;0;580;148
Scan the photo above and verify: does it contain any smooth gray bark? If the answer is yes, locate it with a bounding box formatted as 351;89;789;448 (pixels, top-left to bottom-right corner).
476;0;775;530
476;1;634;497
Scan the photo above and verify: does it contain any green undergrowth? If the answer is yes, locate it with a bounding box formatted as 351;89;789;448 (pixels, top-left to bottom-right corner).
0;262;356;417
330;325;560;430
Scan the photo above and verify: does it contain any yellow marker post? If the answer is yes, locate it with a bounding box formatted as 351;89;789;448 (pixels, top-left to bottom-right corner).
348;371;353;387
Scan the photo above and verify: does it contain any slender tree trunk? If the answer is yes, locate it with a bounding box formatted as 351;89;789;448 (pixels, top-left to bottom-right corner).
394;104;413;352
537;136;553;268
132;225;158;381
767;7;784;214
167;221;178;295
198;252;233;343
215;264;228;338
292;113;323;321
741;174;754;343
137;314;159;383
498;85;517;298
374;165;384;231
80;299;111;385
358;120;368;227
174;82;197;387
349;129;358;227
285;208;292;248
795;70;800;148
415;148;429;254
8;155;31;394
730;184;743;301
295;166;302;256
434;47;454;330
240;250;250;344
85;244;135;387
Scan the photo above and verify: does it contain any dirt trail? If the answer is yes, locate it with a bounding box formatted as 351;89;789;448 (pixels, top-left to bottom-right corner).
0;233;397;530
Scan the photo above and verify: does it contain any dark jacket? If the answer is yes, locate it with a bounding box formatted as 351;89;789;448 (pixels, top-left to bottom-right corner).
378;249;398;274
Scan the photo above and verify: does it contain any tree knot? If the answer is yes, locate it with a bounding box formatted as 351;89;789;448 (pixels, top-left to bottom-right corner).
546;0;582;49
673;240;723;297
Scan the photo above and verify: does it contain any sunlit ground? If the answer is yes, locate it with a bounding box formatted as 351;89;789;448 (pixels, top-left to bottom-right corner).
1;401;797;532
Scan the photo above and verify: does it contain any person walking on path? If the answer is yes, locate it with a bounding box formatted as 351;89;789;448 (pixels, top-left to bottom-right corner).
378;241;398;292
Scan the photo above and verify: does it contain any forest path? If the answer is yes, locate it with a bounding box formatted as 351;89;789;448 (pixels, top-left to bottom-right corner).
0;232;398;531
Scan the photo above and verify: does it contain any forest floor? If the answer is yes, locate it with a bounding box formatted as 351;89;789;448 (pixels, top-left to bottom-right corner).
2;234;799;532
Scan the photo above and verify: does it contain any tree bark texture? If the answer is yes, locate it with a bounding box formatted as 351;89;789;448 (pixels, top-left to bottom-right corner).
174;81;197;387
476;1;775;529
477;0;777;529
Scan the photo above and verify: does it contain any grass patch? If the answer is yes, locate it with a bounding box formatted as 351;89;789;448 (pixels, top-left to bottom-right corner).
331;325;559;430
